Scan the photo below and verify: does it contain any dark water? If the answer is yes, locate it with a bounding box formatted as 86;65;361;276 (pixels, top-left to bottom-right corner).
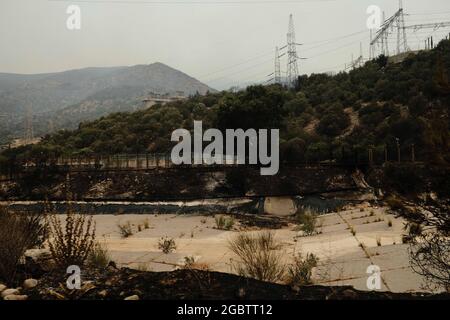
0;195;354;215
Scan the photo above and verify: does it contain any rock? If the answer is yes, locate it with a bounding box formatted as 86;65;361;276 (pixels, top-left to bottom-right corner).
124;295;140;300
1;288;20;298
23;279;38;289
98;289;108;298
24;248;52;261
4;294;28;301
23;248;54;274
0;284;6;293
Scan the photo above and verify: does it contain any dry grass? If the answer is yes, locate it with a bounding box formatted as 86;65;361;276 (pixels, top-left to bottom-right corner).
228;231;285;282
215;215;235;230
295;207;319;235
286;252;319;286
117;221;133;238
87;241;111;269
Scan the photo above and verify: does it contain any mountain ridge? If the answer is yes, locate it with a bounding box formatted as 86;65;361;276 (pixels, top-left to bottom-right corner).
0;62;216;143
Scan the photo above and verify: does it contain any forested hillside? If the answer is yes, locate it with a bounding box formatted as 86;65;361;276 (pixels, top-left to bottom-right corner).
2;40;449;166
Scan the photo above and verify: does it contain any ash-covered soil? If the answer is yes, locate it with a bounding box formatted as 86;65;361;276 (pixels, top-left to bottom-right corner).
24;267;448;300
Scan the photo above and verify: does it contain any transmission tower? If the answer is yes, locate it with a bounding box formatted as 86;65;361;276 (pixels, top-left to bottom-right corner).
286;14;299;88
370;1;409;57
274;46;281;84
397;0;408;55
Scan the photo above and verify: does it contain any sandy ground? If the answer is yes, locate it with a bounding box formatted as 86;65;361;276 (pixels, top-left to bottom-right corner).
82;205;425;293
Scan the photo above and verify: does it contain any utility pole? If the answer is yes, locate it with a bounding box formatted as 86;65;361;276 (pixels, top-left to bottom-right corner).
286;14;299;88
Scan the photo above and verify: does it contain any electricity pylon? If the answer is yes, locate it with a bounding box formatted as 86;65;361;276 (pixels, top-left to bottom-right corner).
287;14;300;88
370;1;408;57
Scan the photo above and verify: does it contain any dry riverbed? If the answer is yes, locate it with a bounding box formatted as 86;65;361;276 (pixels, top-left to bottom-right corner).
82;204;424;293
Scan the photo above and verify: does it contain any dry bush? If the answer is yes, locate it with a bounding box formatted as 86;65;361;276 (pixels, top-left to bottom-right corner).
215;215;235;230
47;205;96;268
296;207;319;235
158;236;176;254
409;232;450;292
286;252;319;286
87;241;111;269
228;231;285;282
117;221;133;238
0;208;48;285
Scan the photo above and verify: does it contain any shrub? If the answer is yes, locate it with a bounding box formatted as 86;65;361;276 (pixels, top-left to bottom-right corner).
118;221;133;238
387;219;393;227
296;207;318;235
87;242;111;269
47;206;96;268
215;215;235;230
0;209;48;285
228;231;284;282
376;236;381;246
143;219;150;229
158;237;176;254
286;253;319;286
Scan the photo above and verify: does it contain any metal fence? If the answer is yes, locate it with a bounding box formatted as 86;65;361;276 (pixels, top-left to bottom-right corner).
2;143;422;175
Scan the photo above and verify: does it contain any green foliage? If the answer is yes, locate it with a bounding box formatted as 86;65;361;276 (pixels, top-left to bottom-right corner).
2;40;450;166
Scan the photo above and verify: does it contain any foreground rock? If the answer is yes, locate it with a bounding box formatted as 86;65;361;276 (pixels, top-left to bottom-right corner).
1;288;20;298
23;279;38;289
4;294;28;300
23;268;449;300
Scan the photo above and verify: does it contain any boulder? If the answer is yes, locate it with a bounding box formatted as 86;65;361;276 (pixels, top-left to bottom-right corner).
124;295;140;300
23;279;38;289
1;288;19;298
4;294;28;301
0;284;6;293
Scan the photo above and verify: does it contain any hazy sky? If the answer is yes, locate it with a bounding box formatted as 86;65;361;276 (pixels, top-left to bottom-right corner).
1;0;450;89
